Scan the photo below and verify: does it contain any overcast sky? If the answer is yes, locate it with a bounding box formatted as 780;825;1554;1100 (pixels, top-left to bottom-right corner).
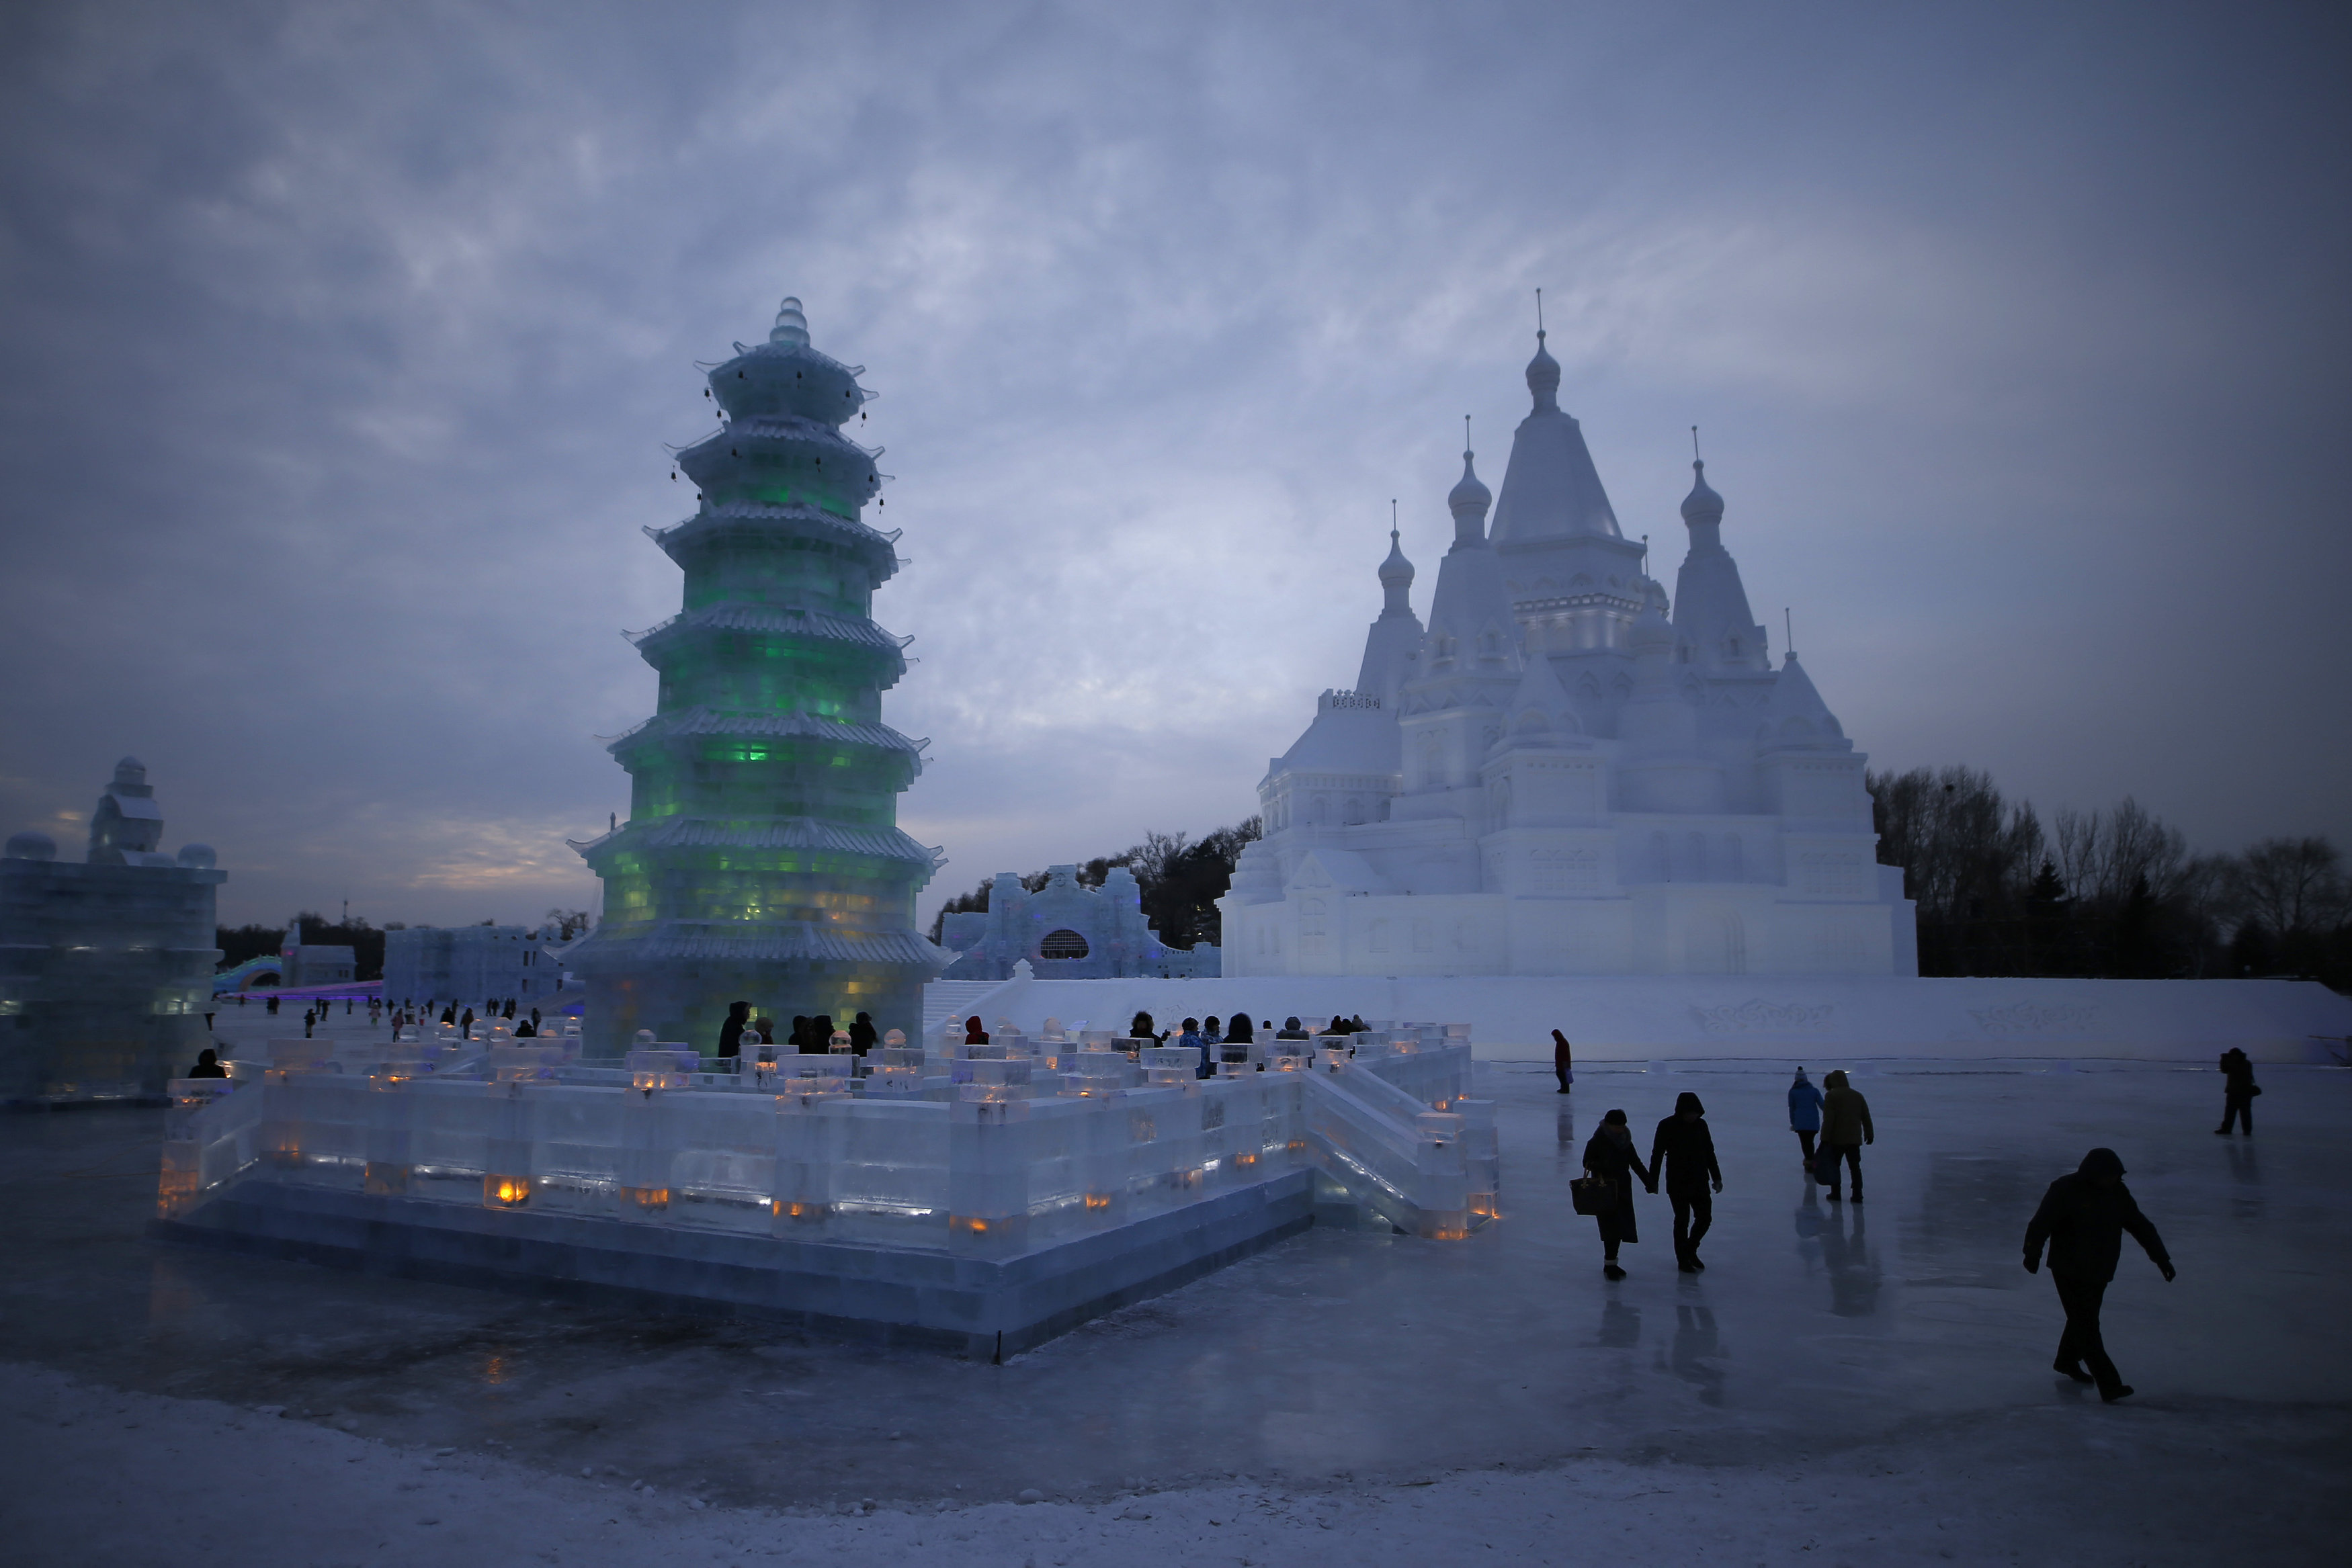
1;1;2345;932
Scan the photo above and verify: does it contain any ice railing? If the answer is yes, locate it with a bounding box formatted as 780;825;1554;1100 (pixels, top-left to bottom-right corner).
157;1021;1491;1250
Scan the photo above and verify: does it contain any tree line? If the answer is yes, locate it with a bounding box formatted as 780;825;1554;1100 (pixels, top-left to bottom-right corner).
1868;766;2349;988
927;816;1265;951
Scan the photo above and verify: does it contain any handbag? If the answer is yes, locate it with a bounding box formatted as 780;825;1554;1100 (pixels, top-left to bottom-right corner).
1812;1142;1842;1185
1570;1172;1615;1216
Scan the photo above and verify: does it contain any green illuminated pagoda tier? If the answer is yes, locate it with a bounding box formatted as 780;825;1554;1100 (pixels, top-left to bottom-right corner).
568;297;946;1054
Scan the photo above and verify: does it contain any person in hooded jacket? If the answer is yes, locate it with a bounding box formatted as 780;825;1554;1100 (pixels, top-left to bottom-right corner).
716;1000;750;1061
964;1015;989;1045
2023;1147;2175;1403
1819;1069;1873;1201
187;1047;228;1080
1581;1108;1656;1280
1650;1091;1725;1272
1788;1068;1825;1168
849;1011;878;1056
1275;1016;1310;1040
2215;1047;2258;1135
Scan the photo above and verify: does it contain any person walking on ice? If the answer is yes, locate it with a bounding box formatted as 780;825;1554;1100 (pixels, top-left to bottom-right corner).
2024;1147;2174;1403
2214;1047;2259;1135
1819;1069;1872;1201
1650;1091;1724;1272
1788;1067;1824;1169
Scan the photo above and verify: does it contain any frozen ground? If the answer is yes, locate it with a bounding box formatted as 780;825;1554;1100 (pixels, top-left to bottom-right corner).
3;1055;2348;1564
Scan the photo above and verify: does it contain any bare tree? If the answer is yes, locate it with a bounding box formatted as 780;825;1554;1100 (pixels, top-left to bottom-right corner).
2226;837;2347;937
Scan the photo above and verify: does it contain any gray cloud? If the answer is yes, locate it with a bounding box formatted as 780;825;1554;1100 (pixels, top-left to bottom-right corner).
1;1;2345;929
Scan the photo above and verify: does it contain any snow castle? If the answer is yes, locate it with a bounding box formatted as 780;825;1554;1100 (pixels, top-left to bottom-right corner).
1219;332;1917;979
564;298;948;1055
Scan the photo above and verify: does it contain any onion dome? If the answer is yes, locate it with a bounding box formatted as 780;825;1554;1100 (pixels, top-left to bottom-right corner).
176;842;217;869
1447;449;1492;535
1378;527;1414;587
1525;329;1561;410
769;296;810;348
1681;458;1724;527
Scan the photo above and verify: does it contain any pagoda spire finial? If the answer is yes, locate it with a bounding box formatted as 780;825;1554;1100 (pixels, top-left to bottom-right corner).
769;295;809;348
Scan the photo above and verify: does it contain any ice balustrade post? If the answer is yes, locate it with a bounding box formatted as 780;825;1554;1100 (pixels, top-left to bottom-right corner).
948;1093;1036;1255
157;1078;235;1218
618;1047;696;1219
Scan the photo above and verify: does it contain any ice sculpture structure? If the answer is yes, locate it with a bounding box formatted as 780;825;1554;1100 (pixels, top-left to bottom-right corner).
564;298;946;1054
0;758;225;1102
152;1018;1493;1354
1221;334;1917;977
940;865;1219;979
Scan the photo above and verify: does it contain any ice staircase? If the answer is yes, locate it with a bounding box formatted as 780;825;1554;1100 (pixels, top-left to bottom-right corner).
921;979;1018;1039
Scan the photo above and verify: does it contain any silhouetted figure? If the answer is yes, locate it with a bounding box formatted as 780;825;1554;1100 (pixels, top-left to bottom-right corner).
1788;1068;1824;1167
1820;1069;1873;1201
850;1012;877;1055
266;995;280;1015
514;1016;536;1037
439;1004;456;1027
1581;1108;1656;1280
716;1000;749;1061
1320;1016;1351;1036
751;1016;775;1045
2215;1047;2258;1135
788;1015;812;1050
460;1007;474;1039
812;1014;836;1048
1651;1091;1724;1272
2024;1147;2175;1403
1275;1016;1309;1040
187;1047;227;1080
1552;1029;1574;1094
1129;1010;1165;1043
302;1008;315;1039
965;1015;989;1045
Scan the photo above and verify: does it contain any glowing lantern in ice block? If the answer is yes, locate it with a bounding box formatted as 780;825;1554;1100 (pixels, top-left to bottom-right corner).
484;1175;535;1208
626;1047;697;1093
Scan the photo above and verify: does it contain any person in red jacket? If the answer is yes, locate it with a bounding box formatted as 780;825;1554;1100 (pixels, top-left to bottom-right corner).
2023;1147;2175;1403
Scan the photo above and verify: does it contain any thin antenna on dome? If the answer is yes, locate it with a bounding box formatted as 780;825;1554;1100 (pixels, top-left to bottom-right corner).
1691;425;1702;461
1641;533;1650;575
1463;414;1472;453
1785;607;1795;661
1390;498;1398;541
1535;288;1544;335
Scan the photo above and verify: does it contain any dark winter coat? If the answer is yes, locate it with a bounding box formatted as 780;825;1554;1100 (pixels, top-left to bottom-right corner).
2024;1149;2172;1282
1650;1095;1723;1194
1821;1073;1874;1145
1581;1126;1654;1241
2220;1049;2257;1097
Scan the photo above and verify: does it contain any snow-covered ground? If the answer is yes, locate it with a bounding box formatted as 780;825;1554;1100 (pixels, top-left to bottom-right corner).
4;1058;2347;1563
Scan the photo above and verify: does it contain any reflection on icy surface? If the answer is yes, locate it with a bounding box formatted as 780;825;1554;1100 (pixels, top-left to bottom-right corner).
3;1059;2349;1504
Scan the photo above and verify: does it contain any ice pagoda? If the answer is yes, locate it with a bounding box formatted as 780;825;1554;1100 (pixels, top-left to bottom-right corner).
566;298;946;1053
1220;331;1916;977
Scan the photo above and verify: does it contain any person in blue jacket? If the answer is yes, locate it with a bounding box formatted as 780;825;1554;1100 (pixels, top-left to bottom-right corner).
1788;1068;1825;1169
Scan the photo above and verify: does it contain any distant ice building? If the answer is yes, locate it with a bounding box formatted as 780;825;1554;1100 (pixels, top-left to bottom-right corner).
278;922;357;989
939;866;1219;980
0;758;226;1102
1220;334;1916;977
383;924;566;1005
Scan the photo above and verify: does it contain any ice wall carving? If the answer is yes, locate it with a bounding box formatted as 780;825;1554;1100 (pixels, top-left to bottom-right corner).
1691;999;1836;1035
